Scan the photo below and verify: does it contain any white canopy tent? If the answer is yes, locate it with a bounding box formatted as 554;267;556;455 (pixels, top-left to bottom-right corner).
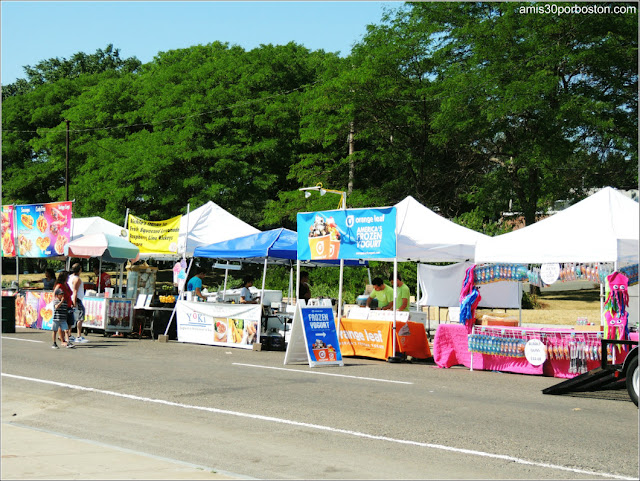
393;196;489;262
70;216;127;241
392;196;493;328
475;187;639;265
136;201;260;260
475;187;639;327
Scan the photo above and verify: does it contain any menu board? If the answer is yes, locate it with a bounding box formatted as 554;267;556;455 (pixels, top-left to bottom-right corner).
14;201;73;258
2;205;16;257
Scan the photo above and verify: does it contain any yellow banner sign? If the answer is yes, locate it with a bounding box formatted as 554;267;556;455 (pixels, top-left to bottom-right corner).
128;214;181;254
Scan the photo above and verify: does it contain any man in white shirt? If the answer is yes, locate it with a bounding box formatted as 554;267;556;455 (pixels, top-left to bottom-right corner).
68;263;88;343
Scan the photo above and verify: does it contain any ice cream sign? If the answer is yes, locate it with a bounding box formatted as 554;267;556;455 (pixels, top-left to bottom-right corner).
297;207;396;260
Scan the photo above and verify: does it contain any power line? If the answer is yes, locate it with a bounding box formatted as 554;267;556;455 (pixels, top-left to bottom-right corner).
2;81;320;134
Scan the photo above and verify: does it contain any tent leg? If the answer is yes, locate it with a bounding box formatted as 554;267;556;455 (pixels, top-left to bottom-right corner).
337;259;344;327
518;281;522;327
296;261;301;306
289;265;294;306
164;258;193;338
389;259;399;361
98;258;102;294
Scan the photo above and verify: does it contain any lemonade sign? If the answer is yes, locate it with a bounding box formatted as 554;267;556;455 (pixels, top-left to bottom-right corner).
297;207;396;260
128;214;181;255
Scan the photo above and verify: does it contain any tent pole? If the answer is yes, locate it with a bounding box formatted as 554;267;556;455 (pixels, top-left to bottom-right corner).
165;257;193;337
289;264;294;306
367;267;372;285
183;203;191;259
118;208;129;297
337;259;344;331
518;281;522;326
416;263;421;312
600;281;604;327
392;259;398;359
260;258;267;307
296;260;301;305
222;268;228;301
98;258;102;294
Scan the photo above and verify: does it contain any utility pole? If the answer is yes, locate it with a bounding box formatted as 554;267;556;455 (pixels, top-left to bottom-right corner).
348;121;355;196
65;119;70;201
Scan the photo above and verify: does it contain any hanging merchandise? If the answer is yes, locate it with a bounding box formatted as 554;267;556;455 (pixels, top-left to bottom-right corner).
603;271;630;358
459;265;481;332
619;264;638;286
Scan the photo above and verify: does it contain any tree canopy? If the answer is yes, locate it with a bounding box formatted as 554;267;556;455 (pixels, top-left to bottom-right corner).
2;3;637;233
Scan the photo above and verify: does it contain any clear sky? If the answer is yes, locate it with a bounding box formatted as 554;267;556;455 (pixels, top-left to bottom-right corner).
1;0;400;85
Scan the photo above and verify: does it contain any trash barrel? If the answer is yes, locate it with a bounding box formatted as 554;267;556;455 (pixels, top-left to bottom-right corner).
2;296;16;333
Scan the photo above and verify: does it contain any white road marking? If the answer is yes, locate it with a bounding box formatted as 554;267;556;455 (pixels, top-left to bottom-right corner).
1;372;634;480
232;363;413;384
2;336;44;343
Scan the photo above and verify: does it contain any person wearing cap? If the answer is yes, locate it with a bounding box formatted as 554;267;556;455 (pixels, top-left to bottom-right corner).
52;288;74;349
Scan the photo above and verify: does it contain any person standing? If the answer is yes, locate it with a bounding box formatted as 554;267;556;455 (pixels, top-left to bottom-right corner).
299;271;311;303
388;273;411;312
92;265;111;293
53;271;74;344
366;277;394;310
52;288;74;349
186;268;207;301
240;276;260;304
68;263;88;343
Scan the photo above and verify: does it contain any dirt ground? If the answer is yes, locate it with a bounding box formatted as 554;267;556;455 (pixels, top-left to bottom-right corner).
4;271;603;327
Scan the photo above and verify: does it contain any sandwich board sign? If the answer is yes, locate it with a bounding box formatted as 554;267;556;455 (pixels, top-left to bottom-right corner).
284;304;343;367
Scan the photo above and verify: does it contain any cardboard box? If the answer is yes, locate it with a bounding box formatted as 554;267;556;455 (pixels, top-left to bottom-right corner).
477;315;519;327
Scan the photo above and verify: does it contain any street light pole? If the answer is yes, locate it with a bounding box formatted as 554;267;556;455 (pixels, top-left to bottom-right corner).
65;119;70;201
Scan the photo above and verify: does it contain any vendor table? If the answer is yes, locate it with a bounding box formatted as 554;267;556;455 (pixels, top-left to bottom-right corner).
132;306;177;339
83;296;134;334
338;318;431;361
432;323;638;378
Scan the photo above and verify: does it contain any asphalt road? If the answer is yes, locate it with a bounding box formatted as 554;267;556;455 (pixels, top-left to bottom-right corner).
2;329;638;480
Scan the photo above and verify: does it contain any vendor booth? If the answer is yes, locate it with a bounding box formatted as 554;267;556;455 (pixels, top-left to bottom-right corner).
64;232;140;335
292;197;491;361
434;187;639;379
185;228;366;349
187;228;300;349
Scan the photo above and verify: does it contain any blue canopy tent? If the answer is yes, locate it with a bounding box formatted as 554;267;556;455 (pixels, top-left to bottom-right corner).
194;228;367;300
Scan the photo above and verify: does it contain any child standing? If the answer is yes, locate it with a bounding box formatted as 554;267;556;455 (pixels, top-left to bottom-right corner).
52;288;74;349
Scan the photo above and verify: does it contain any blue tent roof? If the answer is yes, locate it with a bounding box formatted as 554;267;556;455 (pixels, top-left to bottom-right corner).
194;228;367;267
194;228;296;260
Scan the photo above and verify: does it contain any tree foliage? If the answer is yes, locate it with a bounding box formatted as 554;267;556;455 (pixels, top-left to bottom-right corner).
2;3;637;236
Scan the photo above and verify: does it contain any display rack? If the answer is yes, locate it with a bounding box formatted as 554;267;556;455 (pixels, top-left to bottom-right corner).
126;265;157;300
469;325;603;375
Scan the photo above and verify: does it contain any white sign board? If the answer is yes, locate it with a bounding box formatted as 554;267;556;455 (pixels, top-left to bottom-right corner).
540;263;560;285
524;339;548;366
176;301;261;349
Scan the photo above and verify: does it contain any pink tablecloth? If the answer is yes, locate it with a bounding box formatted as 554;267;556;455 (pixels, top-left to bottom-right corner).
432;323;609;378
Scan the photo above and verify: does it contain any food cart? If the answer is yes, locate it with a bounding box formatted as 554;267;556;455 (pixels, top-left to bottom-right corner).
64;232;139;336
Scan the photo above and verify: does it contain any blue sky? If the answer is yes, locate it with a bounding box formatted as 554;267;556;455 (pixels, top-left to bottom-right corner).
1;1;400;85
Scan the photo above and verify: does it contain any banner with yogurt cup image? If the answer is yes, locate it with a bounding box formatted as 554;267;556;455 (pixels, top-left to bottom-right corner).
297;207;396;260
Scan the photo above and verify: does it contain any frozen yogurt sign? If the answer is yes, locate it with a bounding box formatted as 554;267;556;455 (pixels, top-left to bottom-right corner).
297;207;396;260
